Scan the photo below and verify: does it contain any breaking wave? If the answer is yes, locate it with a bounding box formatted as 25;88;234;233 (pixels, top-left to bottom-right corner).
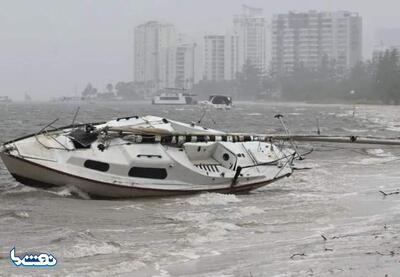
0;210;30;221
185;193;241;206
54;229;121;259
233;206;264;217
63;242;120;259
184;221;241;245
350;148;398;165
47;185;91;200
0;183;36;195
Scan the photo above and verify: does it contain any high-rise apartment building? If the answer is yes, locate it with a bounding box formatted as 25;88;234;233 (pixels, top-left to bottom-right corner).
175;43;196;89
234;5;267;72
272;11;362;75
203;33;239;81
134;21;176;93
203;35;225;81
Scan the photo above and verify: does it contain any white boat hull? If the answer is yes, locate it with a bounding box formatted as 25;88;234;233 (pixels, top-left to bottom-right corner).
1;153;290;198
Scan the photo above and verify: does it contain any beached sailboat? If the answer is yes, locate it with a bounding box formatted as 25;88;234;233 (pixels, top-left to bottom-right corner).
1;115;400;198
0;116;293;198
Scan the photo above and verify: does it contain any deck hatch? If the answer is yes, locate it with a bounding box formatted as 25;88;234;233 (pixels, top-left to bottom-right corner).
84;160;110;172
128;167;167;179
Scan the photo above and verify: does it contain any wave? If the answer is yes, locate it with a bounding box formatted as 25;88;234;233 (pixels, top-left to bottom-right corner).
71;260;148;277
233;206;264;217
62;241;120;259
0;183;37;195
47;185;91;200
365;148;392;157
169;249;200;261
106;204;143;211
169;210;241;245
341;127;368;133
0;210;30;220
185;193;241;206
51;229;95;244
336;111;354;118
350;157;398;165
170;211;213;223
184;221;241;245
52;229;121;259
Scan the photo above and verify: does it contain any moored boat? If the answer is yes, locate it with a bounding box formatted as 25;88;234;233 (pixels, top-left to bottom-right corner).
0;96;12;103
152;88;197;105
200;95;233;110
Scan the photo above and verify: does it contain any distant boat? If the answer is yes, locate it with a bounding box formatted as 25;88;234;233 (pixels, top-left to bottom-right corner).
200;95;233;110
24;93;32;101
0;96;12;103
51;96;82;102
152;88;197;105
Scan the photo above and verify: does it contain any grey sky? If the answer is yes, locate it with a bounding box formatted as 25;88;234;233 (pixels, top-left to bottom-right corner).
1;0;400;99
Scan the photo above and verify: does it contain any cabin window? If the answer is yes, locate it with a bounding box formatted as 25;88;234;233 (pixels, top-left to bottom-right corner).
128;167;167;179
84;160;110;172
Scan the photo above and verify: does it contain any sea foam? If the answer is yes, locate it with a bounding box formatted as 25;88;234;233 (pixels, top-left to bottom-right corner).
186;193;241;206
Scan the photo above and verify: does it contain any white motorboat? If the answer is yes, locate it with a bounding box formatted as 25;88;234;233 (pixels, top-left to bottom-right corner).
200;95;233;110
152;88;197;105
51;96;83;102
0;96;12;103
0;116;293;198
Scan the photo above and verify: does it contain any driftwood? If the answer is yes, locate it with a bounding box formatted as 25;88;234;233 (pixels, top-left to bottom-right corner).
290;253;306;259
379;190;400;197
292;167;313;171
365;250;396;256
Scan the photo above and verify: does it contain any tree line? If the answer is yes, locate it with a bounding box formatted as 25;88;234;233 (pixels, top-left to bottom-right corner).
193;48;400;104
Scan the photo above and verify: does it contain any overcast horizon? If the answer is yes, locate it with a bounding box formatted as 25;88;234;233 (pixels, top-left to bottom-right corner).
1;0;400;100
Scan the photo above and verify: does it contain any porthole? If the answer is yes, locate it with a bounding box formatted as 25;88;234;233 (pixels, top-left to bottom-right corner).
223;153;230;161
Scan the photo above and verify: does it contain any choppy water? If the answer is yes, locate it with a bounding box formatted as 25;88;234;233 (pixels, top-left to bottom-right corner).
1;101;400;276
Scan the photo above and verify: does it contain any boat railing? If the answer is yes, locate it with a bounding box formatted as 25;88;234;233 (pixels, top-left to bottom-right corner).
34;118;74;151
231;152;296;188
